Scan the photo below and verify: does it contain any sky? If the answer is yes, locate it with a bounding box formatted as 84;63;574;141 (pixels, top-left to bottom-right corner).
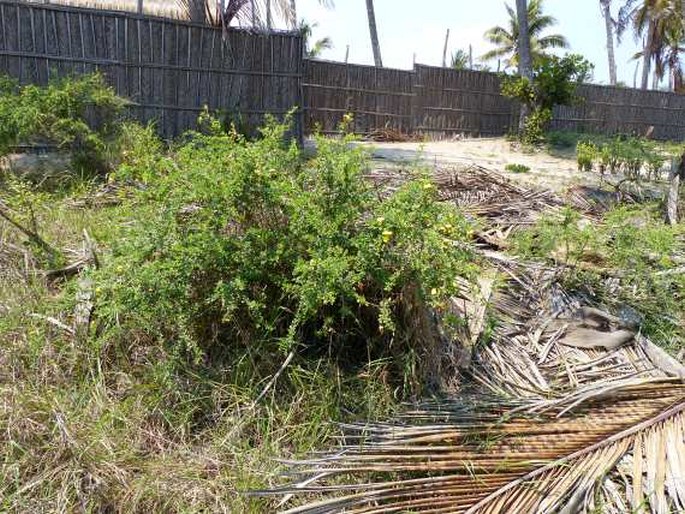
290;0;646;87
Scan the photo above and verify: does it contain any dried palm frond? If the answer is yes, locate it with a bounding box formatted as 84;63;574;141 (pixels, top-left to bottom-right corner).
263;380;684;514
367;164;602;232
258;165;685;513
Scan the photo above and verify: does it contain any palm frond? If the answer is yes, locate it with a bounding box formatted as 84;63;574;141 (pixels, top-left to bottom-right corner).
258;165;685;513
537;33;570;50
264;382;685;513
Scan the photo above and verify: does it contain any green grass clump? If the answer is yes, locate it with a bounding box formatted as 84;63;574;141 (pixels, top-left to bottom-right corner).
505;163;530;174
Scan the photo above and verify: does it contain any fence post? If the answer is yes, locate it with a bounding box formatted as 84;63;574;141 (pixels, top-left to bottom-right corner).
137;0;143;14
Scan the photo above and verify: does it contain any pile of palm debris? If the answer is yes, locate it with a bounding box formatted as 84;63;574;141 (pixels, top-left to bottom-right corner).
369;164;602;225
258;164;685;514
364;127;421;143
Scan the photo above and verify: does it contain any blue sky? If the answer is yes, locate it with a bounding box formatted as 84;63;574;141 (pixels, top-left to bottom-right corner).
294;0;646;86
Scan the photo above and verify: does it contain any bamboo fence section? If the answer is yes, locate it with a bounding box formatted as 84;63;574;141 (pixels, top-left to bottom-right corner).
304;60;685;140
553;83;685;140
0;0;304;138
412;65;518;138
2;1;685;141
303;59;413;134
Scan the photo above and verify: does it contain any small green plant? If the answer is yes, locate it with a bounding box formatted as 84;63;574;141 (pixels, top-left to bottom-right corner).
576;140;597;172
505;163;530;173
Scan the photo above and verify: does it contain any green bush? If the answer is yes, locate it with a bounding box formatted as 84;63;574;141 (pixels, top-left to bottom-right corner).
502;54;594;145
95;118;475;387
0;73;127;174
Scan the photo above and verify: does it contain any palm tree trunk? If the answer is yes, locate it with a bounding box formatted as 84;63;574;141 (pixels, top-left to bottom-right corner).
188;0;206;23
366;0;383;67
516;0;532;130
600;0;617;85
641;21;654;90
266;0;272;29
290;0;297;29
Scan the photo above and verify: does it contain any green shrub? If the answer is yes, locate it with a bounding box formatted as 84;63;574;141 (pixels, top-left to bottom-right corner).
576;140;597;171
0;73;127;174
94;117;475;388
505;163;530;173
522;108;552;146
502;54;594;144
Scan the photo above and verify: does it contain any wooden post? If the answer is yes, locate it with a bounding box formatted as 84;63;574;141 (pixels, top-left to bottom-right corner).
666;154;684;225
137;0;143;14
441;28;449;68
344;44;349;63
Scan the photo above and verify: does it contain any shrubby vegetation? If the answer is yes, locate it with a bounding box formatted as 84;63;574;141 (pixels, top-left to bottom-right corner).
502;54;594;145
0;79;477;510
0;73;127;174
575;135;671;180
99;116;475;367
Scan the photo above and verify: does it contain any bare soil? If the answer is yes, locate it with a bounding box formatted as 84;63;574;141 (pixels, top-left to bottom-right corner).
363;138;595;192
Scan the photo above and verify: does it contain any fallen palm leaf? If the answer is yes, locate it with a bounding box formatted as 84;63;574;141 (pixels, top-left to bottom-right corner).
259;165;685;513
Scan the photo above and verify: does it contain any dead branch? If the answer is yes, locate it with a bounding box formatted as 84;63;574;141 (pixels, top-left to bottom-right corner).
0;201;60;257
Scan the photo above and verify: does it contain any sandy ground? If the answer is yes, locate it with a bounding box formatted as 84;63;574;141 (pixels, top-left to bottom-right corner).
362;138;597;192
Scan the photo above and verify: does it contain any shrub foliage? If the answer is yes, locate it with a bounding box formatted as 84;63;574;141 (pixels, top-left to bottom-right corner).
0;73;126;173
96;119;475;379
502;54;594;145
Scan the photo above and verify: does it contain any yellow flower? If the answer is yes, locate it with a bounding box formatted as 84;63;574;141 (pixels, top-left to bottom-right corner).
382;230;393;243
376;216;385;224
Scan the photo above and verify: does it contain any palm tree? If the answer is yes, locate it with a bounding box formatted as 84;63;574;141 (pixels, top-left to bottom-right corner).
298;20;333;58
634;0;666;89
482;0;569;70
177;0;258;27
516;0;534;78
515;0;533;132
451;49;469;70
600;0;619;85
618;0;685;90
366;0;383;67
280;0;335;29
177;0;333;30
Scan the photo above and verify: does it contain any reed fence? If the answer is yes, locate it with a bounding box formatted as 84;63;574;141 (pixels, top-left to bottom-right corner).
2;1;685;142
0;0;303;138
304;60;685;141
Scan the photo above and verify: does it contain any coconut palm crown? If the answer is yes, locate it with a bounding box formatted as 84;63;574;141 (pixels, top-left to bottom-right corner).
482;0;569;69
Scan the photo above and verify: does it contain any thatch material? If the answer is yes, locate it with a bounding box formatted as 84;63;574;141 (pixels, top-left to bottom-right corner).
259;165;685;513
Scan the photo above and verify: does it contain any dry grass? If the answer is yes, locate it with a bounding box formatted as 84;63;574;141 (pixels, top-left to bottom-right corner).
1;183;389;513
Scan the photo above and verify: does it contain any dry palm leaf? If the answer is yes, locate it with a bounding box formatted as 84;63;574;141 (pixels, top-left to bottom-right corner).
260;167;685;513
265;380;684;514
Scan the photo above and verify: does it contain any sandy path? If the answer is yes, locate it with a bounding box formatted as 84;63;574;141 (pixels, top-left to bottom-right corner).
363;138;596;192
